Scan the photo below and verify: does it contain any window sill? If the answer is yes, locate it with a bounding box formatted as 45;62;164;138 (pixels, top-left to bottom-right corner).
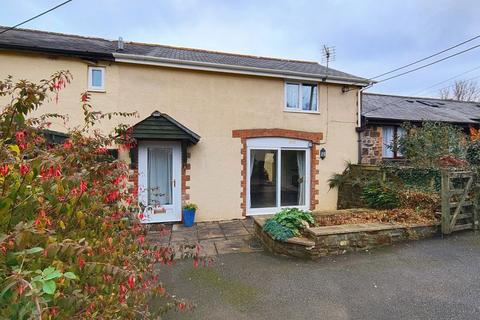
283;109;320;115
88;88;106;93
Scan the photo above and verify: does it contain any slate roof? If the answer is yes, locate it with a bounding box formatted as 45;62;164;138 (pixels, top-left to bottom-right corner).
131;111;200;144
0;27;368;84
362;93;480;125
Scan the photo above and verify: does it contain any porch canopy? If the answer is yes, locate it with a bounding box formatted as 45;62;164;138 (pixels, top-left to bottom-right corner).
131;111;200;144
130;111;200;164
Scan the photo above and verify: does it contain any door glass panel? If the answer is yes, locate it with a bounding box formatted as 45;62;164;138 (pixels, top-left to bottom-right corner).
281;150;306;206
148;148;172;205
250;150;277;208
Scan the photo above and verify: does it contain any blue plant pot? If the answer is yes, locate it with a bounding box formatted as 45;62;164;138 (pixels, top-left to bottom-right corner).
183;209;196;227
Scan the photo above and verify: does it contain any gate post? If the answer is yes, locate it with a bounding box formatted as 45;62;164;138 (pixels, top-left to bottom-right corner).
474;173;479;231
441;169;451;234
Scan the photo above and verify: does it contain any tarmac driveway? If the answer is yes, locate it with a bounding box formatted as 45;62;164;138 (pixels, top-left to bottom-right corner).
159;232;480;320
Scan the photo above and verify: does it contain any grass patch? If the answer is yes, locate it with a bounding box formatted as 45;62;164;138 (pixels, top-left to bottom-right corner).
185;267;259;310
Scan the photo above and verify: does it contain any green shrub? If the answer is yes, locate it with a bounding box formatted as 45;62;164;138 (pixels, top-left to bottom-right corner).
183;203;198;211
0;73;191;319
262;208;314;241
262;219;294;241
398;122;468;167
467;141;480;165
362;183;399;209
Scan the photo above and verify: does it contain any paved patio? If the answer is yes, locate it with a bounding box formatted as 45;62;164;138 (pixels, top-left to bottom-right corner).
146;218;263;257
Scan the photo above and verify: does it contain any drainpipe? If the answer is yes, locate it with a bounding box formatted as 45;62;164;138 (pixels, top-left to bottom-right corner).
356;86;368;164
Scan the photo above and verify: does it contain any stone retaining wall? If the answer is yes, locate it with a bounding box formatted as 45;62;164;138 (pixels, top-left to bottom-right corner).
254;217;439;260
254;220;317;259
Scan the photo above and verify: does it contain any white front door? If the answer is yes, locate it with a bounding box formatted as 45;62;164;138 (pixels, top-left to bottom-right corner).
138;141;182;223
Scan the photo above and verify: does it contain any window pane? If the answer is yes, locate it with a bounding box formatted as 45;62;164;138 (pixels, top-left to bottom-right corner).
281;150;306;206
302;84;317;111
382;127;394;158
91;69;103;88
286;83;299;109
396;127;406;156
148;148;172;205
250;150;277;208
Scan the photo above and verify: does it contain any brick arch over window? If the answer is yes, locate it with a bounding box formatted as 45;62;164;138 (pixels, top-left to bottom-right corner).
232;128;322;215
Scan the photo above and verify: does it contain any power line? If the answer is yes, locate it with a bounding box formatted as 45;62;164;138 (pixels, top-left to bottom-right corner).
412;65;480;95
374;42;480;84
0;0;73;36
369;33;480;80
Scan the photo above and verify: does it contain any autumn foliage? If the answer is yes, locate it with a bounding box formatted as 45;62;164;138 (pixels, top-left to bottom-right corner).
0;72;191;319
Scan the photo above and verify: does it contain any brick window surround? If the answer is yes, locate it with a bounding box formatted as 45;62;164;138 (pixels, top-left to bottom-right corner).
232;128;323;215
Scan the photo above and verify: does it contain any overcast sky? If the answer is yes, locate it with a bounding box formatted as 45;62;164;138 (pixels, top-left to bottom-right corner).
1;0;480;97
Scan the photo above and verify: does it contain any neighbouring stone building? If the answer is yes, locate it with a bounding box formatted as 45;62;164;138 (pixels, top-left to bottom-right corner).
360;93;480;165
360;125;383;165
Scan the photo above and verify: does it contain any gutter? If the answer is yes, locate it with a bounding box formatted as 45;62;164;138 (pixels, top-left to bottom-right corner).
113;53;370;86
0;44;114;61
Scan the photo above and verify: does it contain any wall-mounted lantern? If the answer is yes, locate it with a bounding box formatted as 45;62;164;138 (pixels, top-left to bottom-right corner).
320;148;327;160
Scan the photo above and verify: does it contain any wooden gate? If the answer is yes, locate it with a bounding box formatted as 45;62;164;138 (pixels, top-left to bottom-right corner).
441;170;479;234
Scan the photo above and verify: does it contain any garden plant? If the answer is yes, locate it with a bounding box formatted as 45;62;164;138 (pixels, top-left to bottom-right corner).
0;72;195;319
263;208;314;241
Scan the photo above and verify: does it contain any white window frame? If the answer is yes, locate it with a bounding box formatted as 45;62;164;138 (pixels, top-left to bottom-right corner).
88;66;106;92
284;81;319;113
382;126;405;159
246;137;311;215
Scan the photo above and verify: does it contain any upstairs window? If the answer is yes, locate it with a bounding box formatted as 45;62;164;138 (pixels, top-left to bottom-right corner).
285;82;318;112
88;66;105;91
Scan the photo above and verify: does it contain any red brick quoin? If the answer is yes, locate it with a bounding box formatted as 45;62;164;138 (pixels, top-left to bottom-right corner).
181;153;191;204
232;128;323;216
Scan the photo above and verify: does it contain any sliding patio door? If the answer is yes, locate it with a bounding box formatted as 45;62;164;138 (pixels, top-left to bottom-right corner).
247;138;310;215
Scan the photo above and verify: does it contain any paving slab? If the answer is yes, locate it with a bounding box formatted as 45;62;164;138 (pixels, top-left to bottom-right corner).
198;221;221;228
219;220;245;229
222;226;250;237
214;238;260;254
242;218;254;227
170;230;198;242
147;234;171;245
197;225;224;240
172;224;196;232
198;240;218;257
149;223;172;232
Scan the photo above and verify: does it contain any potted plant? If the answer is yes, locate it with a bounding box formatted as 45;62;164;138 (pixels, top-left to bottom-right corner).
183;203;198;227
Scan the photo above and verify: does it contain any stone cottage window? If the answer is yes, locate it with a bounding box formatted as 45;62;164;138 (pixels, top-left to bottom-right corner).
382;126;405;158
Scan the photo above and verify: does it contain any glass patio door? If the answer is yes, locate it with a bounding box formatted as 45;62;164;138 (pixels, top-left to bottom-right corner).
247;138;310;215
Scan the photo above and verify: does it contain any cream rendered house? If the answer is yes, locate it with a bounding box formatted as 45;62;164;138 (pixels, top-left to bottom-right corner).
0;27;369;222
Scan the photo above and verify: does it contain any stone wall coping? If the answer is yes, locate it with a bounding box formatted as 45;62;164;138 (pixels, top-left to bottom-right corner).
312;208;374;217
308;222;438;236
252;216;271;228
285;236;316;247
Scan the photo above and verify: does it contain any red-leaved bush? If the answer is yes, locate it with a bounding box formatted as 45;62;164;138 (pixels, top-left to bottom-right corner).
0;72;194;319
